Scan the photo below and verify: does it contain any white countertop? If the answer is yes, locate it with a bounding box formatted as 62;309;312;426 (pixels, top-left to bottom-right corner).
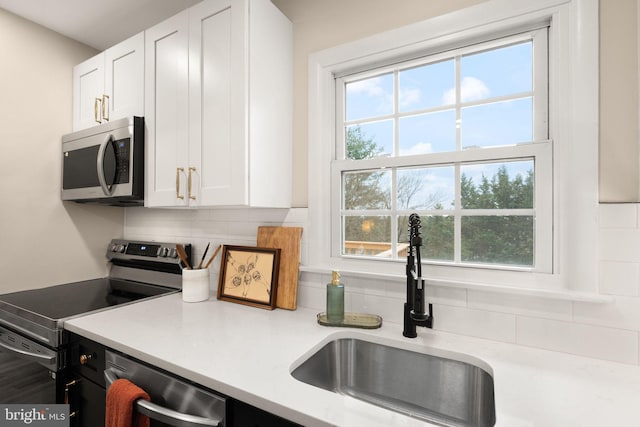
64;293;640;426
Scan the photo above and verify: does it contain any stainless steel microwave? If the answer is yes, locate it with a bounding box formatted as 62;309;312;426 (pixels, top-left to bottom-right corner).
61;116;144;206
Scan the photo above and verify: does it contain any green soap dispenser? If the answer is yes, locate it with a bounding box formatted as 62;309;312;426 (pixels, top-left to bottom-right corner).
326;271;344;323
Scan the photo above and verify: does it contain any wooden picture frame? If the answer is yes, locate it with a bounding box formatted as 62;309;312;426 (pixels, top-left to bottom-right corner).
217;245;281;310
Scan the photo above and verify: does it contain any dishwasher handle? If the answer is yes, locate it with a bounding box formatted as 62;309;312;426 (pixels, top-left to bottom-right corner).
104;369;222;427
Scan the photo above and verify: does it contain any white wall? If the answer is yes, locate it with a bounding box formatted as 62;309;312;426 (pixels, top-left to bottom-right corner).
0;9;124;292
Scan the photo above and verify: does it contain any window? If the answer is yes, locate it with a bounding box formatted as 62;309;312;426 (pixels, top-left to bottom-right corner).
333;30;551;272
308;0;599;293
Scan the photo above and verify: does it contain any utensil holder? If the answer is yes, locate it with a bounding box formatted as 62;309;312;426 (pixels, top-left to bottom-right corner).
182;269;209;302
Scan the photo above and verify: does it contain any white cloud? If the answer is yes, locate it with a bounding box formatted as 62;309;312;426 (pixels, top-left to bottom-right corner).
442;76;490;104
399;87;422;109
347;77;386;97
398;141;433;156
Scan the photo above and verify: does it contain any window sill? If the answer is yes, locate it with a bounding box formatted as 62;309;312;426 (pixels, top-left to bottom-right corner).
299;265;612;303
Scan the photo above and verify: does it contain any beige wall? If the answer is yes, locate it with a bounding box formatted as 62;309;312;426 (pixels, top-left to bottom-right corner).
0;9;124;292
600;0;639;201
273;0;640;206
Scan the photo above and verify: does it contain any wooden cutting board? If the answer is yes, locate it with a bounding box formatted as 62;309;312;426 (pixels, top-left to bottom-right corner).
257;226;303;310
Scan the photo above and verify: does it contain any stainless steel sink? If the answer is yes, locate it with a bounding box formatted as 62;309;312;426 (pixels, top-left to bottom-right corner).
291;337;495;426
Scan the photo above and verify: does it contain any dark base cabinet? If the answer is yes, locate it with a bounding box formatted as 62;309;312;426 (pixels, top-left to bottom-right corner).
64;333;300;427
229;400;301;427
71;377;106;426
66;332;107;427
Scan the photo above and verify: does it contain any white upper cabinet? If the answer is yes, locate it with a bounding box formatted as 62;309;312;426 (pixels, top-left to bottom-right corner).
145;0;292;208
72;33;144;131
144;11;190;207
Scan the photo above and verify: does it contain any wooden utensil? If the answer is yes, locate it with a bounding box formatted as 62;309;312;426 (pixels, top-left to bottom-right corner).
203;244;222;269
176;244;192;269
257;226;303;310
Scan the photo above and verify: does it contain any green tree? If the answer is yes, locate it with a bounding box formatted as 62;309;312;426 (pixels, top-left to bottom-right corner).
459;165;534;266
343;127;388;245
343;128;534;266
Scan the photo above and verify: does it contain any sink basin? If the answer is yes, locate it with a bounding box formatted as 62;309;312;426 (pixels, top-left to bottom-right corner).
291;337;495;426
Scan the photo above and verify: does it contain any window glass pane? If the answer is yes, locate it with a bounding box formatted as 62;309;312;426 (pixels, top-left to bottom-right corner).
460;160;534;209
398;214;454;261
345;74;394;121
461;216;534;266
424;215;455;261
343;170;391;210
461;97;532;148
344;216;392;258
461;42;532;102
399;110;456;155
346;121;393;159
397;166;455;210
398;59;455;111
336;30;547;268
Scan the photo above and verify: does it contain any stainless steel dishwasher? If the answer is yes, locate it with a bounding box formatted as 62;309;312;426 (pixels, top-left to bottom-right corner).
104;350;226;427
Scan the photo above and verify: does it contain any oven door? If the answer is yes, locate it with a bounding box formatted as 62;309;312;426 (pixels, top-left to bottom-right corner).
0;325;61;403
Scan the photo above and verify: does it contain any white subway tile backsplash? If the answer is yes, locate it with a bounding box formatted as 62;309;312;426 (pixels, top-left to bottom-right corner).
599;228;640;262
468;290;572;321
427;286;468;307
297;283;324;311
599;204;638;228
434;305;517;343
599;261;640;296
573;296;640;332
517;316;639;364
124;204;640;365
350;292;404;324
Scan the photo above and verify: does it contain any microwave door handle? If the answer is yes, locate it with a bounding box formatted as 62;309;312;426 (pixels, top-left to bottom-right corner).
104;369;223;427
97;134;116;196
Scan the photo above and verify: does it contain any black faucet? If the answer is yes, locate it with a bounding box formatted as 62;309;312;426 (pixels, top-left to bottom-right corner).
403;213;433;338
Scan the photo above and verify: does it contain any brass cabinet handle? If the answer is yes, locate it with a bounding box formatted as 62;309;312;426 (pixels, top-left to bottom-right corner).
94;98;102;124
79;353;92;365
176;167;184;200
188;167;196;200
102;95;109;121
64;378;79;418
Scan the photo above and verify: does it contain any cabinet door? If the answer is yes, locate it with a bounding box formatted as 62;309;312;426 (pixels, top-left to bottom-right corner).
104;32;144;122
189;0;245;206
145;11;190;207
72;54;104;131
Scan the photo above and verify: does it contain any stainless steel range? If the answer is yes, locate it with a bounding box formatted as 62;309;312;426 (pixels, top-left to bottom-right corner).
0;239;191;404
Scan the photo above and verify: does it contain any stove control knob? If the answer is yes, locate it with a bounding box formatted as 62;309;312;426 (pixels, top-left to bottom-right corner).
160;247;169;257
169;248;178;258
116;244;126;253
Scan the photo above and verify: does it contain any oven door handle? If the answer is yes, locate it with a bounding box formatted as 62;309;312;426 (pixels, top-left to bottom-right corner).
0;339;56;364
104;369;222;427
97;133;116;196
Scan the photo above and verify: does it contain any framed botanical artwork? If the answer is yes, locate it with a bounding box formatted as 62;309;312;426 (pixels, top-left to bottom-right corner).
217;245;281;310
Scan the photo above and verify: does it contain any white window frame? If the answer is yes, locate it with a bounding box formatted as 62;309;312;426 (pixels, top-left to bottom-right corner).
332;28;552;273
307;0;600;295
